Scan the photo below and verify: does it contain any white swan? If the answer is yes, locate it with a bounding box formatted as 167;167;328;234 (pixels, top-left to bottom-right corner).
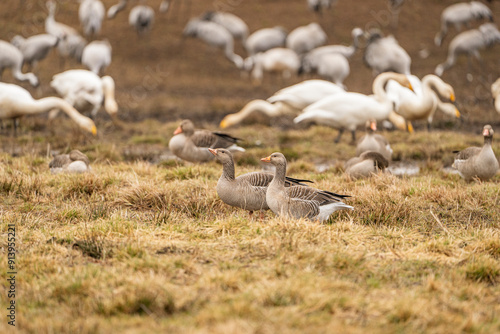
244;26;287;56
363;29;411;75
294;72;412;143
49;69;118;121
0;82;97;135
219;80;345;128
129;5;155;35
0;40;39;87
435;23;500;77
81;40;112;75
201;11;249;43
286;23;327;55
386;74;459;130
79;0;105;37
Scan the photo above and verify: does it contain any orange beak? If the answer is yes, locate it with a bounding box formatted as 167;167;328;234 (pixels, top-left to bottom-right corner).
370;122;377;131
483;128;490;136
261;156;271;162
173;126;183;135
208;148;217;156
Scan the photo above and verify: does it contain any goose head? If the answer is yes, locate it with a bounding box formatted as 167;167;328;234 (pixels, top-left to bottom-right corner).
174;119;195;136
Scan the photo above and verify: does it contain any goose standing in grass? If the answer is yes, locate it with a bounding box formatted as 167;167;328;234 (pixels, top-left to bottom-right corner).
261;152;353;221
79;0;106;37
286;23;327;55
356;120;393;161
491;78;500;114
345;151;389;180
129;4;155;36
169;119;245;163
386;74;459;130
10;34;58;71
435;23;500;77
0;82;97;135
294;72;412;143
363;29;411;75
452;125;499;182
201;11;249;43
243;48;300;85
183;18;243;68
49;150;91;174
45;0;87;63
49;69;118;122
0;41;39;87
81;40;112;75
209;148;312;217
305;27;364;59
435;1;493;46
219;80;345;128
244;26;288;56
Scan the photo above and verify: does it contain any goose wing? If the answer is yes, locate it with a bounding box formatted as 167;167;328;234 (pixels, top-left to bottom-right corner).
454;147;481;160
191;129;241;148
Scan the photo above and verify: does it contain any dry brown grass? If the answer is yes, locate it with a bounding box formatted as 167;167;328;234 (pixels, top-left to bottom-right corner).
1;120;500;334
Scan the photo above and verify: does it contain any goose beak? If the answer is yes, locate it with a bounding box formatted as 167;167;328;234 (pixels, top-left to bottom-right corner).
450;93;455;102
483;128;490;136
173;126;183;135
370;122;377;131
455;108;460;118
261;156;271;162
208;148;217;156
91;125;97;136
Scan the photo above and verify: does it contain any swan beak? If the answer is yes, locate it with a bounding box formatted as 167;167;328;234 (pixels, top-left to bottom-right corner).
261;156;271;162
208;148;217;156
407;83;414;92
450;93;455;102
407;122;414;133
220;119;228;129
173;126;183;135
455;108;461;118
91;125;97;135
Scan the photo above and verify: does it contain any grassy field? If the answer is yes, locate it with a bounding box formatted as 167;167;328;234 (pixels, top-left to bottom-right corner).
1;0;500;332
1;123;500;334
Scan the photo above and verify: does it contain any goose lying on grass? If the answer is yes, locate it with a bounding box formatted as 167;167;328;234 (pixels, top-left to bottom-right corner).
209;148;312;217
345;151;389;180
261;152;353;221
452;125;499;182
49;150;91;174
356;120;393;161
169;119;245;163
